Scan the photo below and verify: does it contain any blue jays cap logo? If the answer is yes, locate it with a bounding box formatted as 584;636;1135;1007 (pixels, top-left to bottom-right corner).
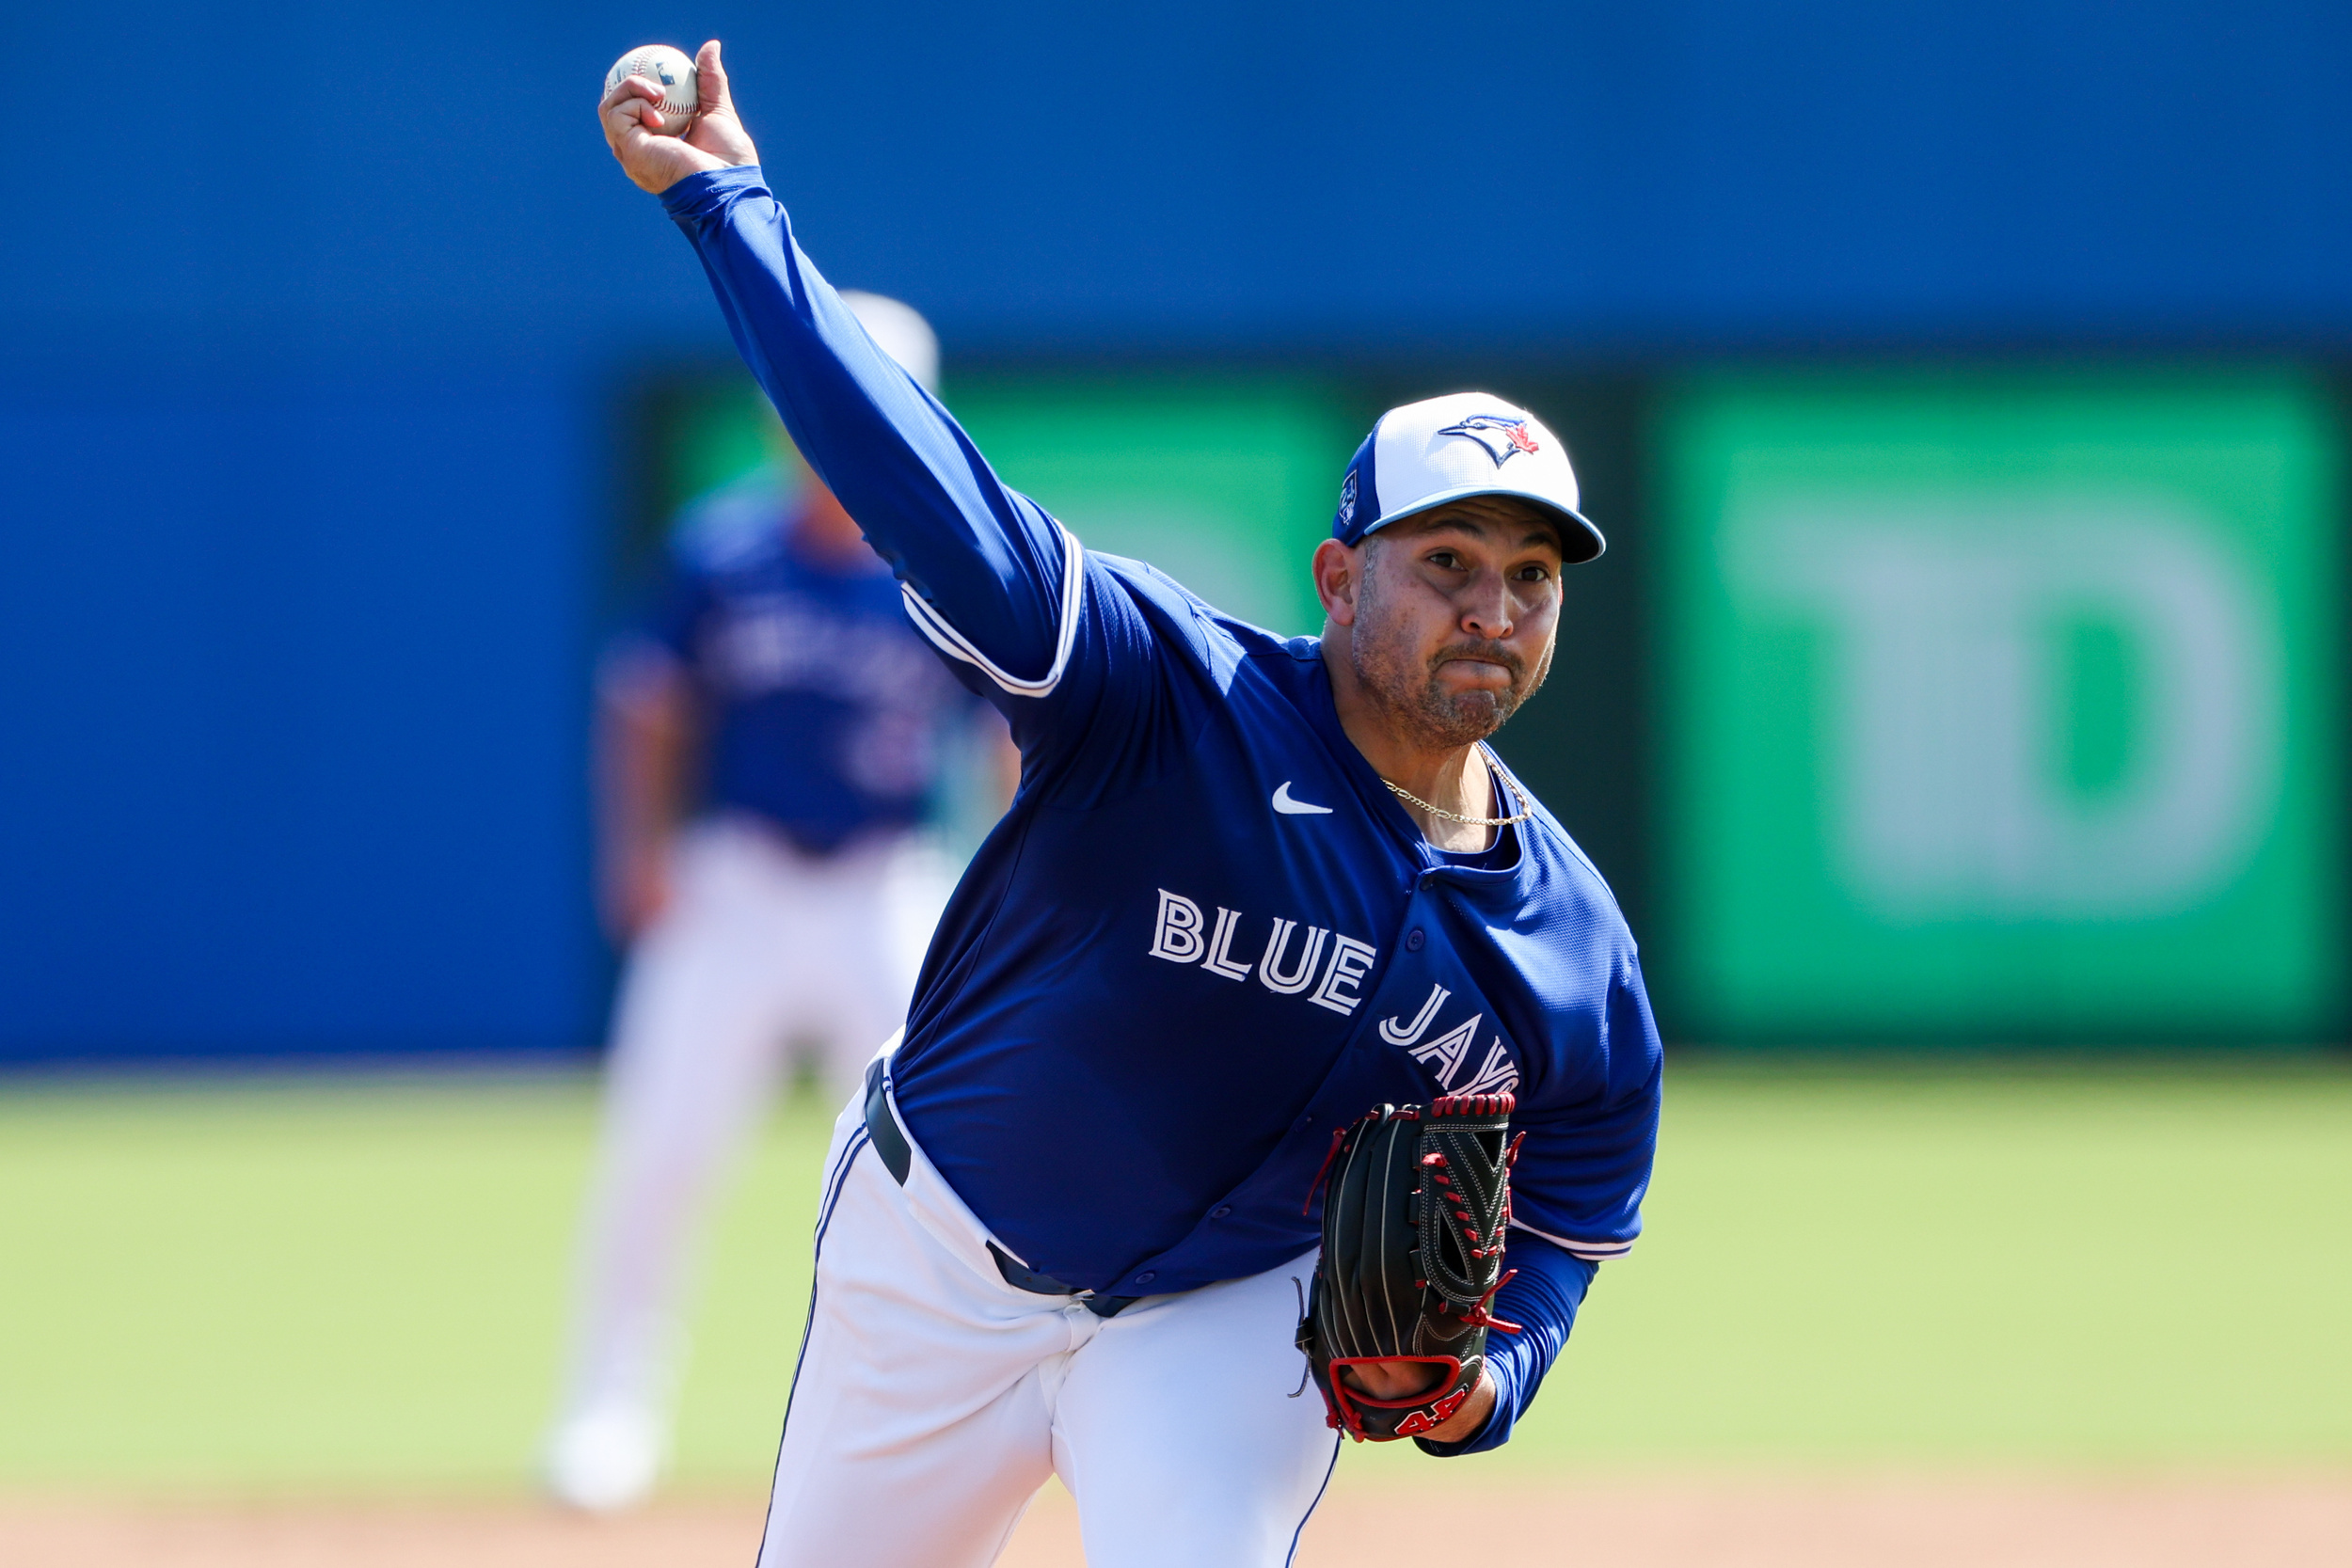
1439;413;1541;467
1335;468;1359;530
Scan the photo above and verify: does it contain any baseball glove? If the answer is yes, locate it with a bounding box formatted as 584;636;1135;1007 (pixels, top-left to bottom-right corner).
1295;1094;1522;1442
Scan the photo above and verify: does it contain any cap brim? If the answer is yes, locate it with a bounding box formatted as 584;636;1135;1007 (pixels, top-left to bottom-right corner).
1363;484;1605;565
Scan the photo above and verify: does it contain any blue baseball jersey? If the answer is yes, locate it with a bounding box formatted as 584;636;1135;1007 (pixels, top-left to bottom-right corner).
637;476;977;855
662;166;1661;1454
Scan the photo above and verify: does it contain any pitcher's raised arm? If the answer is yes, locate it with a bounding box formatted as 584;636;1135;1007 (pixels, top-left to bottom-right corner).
659;169;1075;700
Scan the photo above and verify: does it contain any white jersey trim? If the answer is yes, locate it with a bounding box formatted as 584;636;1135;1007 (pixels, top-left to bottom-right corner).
900;521;1084;699
1511;1217;1634;1262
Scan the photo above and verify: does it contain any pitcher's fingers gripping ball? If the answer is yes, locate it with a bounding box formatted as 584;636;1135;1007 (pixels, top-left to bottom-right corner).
605;45;700;135
1298;1095;1524;1441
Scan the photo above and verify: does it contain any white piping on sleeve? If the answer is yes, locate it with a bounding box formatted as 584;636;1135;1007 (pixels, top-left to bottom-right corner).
1510;1217;1635;1262
899;521;1085;698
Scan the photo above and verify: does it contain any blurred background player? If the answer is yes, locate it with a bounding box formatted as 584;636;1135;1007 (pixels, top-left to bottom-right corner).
543;292;1011;1512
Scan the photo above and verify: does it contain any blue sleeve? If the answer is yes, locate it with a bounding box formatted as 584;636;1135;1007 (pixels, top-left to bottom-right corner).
658;167;1090;719
1507;948;1664;1264
1413;1232;1596;1457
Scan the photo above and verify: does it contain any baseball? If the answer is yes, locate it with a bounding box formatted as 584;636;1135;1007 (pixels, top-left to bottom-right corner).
605;45;700;136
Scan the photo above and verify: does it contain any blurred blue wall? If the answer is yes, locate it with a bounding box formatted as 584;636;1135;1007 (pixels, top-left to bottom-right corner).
7;1;2347;1061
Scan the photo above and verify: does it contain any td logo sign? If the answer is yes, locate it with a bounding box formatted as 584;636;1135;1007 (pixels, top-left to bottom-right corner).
1735;503;2280;920
1663;373;2341;1040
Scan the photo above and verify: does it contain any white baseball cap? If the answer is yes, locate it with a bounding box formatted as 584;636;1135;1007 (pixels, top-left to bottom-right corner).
1330;391;1602;563
839;291;940;394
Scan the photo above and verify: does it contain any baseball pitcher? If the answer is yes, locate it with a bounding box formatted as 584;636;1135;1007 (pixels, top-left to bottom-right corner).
599;41;1661;1567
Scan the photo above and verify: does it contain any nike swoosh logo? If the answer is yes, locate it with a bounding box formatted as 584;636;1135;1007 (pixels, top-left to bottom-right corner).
1272;782;1333;816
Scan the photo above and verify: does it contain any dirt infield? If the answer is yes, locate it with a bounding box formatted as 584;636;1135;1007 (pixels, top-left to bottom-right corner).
8;1476;2349;1566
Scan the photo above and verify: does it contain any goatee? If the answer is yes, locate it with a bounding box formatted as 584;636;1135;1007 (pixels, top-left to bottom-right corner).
1348;617;1550;753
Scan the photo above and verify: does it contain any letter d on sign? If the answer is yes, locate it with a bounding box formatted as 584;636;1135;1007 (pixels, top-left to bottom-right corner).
1148;890;1206;963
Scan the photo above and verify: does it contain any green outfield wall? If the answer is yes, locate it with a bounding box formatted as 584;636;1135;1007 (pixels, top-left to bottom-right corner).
637;363;2346;1049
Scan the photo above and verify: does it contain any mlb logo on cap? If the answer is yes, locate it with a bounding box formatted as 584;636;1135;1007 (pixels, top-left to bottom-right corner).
1331;391;1604;564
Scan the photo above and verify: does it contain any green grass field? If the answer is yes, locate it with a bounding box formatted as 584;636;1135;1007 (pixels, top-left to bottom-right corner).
3;1057;2347;1497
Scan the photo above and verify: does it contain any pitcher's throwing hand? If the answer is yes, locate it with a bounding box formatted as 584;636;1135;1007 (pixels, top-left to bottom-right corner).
600;40;755;194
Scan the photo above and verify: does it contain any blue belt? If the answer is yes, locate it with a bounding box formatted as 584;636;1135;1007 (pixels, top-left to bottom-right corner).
862;1058;1138;1319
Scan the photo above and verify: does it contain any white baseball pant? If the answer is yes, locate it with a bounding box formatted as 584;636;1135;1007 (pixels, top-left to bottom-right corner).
556;815;950;1437
755;1066;1342;1568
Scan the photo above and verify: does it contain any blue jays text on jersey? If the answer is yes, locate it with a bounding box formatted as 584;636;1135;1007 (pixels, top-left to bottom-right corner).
635;476;978;855
661;166;1661;1454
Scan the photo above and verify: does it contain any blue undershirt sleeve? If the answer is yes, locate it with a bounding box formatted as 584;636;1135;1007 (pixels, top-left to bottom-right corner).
658;166;1078;703
1412;1232;1597;1457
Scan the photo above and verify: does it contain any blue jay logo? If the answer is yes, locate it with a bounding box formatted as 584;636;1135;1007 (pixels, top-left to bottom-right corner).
1335;468;1359;529
1438;414;1541;467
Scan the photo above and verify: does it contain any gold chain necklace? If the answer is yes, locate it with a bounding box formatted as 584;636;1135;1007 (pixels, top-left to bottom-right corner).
1381;774;1534;829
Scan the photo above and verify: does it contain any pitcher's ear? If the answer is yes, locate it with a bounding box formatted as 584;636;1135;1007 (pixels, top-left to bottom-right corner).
1314;538;1361;626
